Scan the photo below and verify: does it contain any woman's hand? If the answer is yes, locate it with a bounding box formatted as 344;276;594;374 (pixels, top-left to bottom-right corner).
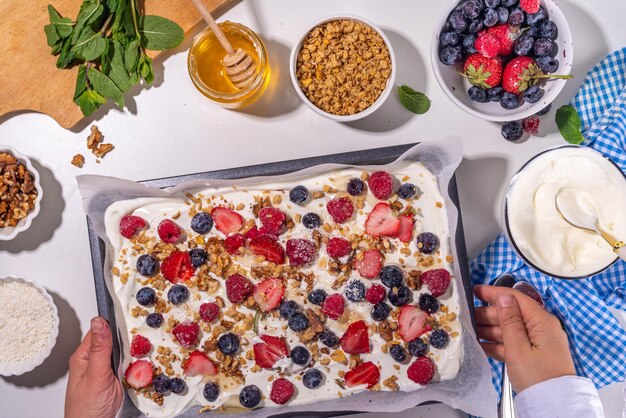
474;285;576;393
65;317;123;418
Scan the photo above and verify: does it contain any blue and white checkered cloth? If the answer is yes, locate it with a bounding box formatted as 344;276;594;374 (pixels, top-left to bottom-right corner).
471;47;626;400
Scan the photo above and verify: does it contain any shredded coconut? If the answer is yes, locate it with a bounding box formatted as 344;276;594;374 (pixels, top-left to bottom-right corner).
0;281;54;363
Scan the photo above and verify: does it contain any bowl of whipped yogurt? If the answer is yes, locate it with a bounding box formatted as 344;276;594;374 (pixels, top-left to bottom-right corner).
503;145;626;279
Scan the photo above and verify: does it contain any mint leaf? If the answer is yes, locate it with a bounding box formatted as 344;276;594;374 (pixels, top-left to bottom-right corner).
47;5;74;39
139;15;183;50
124;38;140;73
75;89;106;116
398;85;431;114
44;24;61;47
74;64;88;100
106;40;132;92
56;38;76;68
73;28;107;61
71;1;104;44
88;66;125;107
555;105;585;145
138;54;154;84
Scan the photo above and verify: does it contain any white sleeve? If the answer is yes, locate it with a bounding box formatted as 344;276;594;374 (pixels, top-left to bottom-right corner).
514;376;605;418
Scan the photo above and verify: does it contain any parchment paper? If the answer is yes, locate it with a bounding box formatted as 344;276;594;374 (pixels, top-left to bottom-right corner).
78;137;497;418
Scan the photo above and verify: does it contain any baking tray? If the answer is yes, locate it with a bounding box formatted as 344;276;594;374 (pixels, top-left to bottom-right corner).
86;143;475;418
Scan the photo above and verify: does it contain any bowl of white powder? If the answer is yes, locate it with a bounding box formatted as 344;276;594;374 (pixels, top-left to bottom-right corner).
0;276;59;376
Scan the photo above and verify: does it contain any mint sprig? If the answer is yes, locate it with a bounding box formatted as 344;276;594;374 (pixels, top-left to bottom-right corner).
398;85;431;115
555;105;585;145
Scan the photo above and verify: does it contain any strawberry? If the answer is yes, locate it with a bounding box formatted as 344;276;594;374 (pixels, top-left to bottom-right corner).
172;321;200;349
340;320;370;354
326;197;354;224
398;305;429;342
321;293;345;319
474;31;500;58
253;335;289;368
522;116;540;135
368;171;395;200
397;215;414;243
270;378;295;404
365;284;386;304
182;350;218;377
421;269;451;297
407;356;435;385
520;0;540;14
226;273;254;303
365;203;401;237
211;207;243;235
119;215;146;239
286;238;317;266
130;334;151;358
353;250;383;279
199;302;220;322
161;251;194;283
253;277;285;311
326;237;352;258
224;233;246;255
244;225;262;239
344;361;380;389
249;235;285;264
502;56;571;94
259;207;285;236
488;24;520;56
124;360;153;389
462;54;503;89
158;219;183;243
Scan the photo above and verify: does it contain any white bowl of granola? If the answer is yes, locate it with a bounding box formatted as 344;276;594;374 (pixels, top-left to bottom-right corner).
290;15;396;122
0;146;43;241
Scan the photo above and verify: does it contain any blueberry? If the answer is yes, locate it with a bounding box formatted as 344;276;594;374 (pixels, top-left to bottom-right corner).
540;20;557;39
302;212;321;229
526;25;540;38
430;329;450;349
279;300;300;319
346;178;365;196
289;185;309;205
380;265;404;288
468;19;484;34
167;284;189;305
303;368;324;389
441;31;461;47
137;255;157;277
239;385;262;408
501;121;524;142
319;329;339;347
344;280;366;302
523;86;544;103
526;7;547;25
462;0;481;19
217;332;240;356
190;212;213;234
497;6;509;24
439;46;464;65
468;86;488;103
514;34;534;56
146;312;163;328
535;103;552;116
536;56;559;73
533;38;554;57
189;248;207;267
371;302;391;321
416;232;439;254
483;8;499;27
288;313;309;332
484;0;500;7
398;183;417;199
170;377;186;394
290;346;311;366
419;294;440;314
508;7;525;25
203;382;219;402
448;10;468;33
408;338;428;357
487;86;504;102
153;374;171;394
308;289;327;305
389;344;407;363
463;34;478;53
136;287;156;306
501;0;517;6
388;286;412;307
500;92;520;110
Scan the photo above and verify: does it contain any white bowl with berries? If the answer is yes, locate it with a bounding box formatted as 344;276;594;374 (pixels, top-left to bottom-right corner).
431;0;573;123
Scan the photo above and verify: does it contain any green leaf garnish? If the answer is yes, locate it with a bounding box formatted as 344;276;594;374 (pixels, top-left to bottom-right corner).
555;105;586;145
398;85;431;115
139;15;184;51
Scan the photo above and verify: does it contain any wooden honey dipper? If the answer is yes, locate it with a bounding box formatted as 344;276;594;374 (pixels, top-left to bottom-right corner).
191;0;256;89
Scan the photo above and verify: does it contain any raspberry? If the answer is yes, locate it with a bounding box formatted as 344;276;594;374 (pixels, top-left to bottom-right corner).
326;237;352;258
119;215;146;239
226;273;253;303
157;219;183;243
421;269;451;298
258;207;285;236
130;334;151;358
326;197;354;224
407;356;435;385
365;284;386;304
474;32;500;58
286;238;317;266
520;0;540;14
522;117;540;135
321;294;345;319
172;322;200;349
199;302;220;322
224;233;246;255
269;378;295;405
368;171;395;200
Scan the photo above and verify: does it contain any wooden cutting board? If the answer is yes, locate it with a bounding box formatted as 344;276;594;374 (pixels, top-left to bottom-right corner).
0;0;230;129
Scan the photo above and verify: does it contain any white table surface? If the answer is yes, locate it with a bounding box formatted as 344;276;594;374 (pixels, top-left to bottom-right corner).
1;0;625;417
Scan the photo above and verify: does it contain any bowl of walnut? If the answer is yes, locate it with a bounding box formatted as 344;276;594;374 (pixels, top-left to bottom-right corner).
290;16;396;122
0;146;42;241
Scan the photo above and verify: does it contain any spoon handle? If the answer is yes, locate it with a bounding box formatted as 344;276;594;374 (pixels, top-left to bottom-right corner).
615;245;626;262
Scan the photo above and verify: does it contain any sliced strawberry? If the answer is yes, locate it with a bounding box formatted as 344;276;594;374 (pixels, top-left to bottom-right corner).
353;250;383;279
407;356;435;385
344;361;380;389
421;269;452;297
124;360;153;389
226;273;254;304
161;251;194;283
340;320;370;354
368;171;395;200
270;378;295;404
212;207;244;235
286;238;317;266
245;225;262;239
365;284;386;304
253;277;285;311
199;302;220;322
259;207;285;236
398;305;429;342
158;219;183;243
321;293;345;320
130;334;151;358
253;335;289;368
397;215;414;243
183;350;218;377
172;321;200;349
326;237;352;258
326;197;354;224
249;235;285;264
224;233;246;255
120;215;146;239
365;203;401;237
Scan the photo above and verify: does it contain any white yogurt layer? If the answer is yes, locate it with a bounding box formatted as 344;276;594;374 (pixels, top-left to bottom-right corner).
104;161;463;417
506;147;626;278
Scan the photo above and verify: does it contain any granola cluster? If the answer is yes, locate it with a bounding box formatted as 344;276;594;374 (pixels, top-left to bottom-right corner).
0;152;38;228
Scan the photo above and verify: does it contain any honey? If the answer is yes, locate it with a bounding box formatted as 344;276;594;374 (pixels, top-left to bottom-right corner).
188;22;270;108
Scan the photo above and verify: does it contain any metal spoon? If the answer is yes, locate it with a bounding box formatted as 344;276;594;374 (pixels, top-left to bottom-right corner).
555;188;626;262
493;274;517;418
